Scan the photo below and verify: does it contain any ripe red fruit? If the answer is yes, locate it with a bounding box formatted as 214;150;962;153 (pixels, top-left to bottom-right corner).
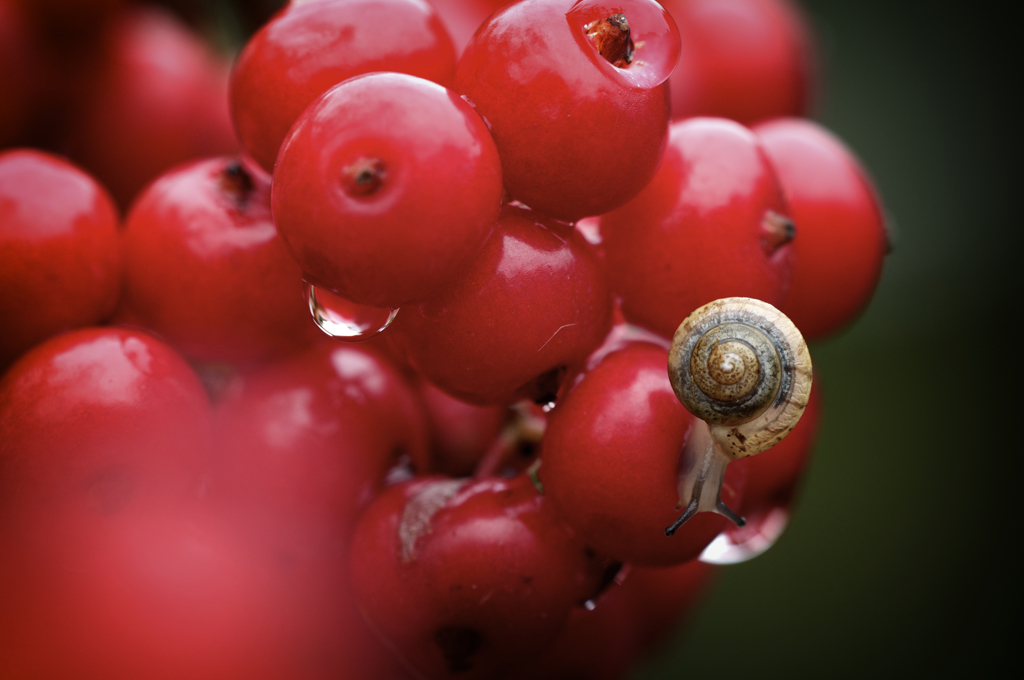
455;0;679;221
64;6;237;208
753;118;890;340
600;117;794;340
524;559;716;680
0;328;212;521
272;72;503;308
417;379;509;477
664;0;817;123
210;342;430;538
0;149;121;370
116;156;319;366
426;0;512;56
390;203;613;405
0;505;302;680
349;474;599;679
541;342;744;566
230;0;457;173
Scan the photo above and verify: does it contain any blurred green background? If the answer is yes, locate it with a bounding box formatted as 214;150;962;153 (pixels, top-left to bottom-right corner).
636;1;1018;677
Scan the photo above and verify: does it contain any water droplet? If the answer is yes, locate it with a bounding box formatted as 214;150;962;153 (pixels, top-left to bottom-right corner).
698;506;790;565
306;284;398;341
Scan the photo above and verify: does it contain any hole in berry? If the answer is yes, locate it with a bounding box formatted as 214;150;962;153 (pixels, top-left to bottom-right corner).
566;0;681;89
341;157;387;197
219;160;255;205
585;14;635;67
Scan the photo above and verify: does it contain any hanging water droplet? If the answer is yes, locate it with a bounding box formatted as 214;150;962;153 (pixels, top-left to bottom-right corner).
306;283;398;342
698;506;790;565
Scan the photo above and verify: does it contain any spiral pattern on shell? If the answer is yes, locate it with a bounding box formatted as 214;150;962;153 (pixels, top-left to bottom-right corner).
668;297;812;459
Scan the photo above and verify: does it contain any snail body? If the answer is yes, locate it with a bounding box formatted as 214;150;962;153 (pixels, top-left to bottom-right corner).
665;297;812;536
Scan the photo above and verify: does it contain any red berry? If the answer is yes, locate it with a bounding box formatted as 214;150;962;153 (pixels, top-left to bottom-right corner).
0;149;121;370
64;6;237;208
211;342;430;538
753;117;890;340
350;474;598;679
391;203;612;405
426;0;512;56
600;117;794;340
0;505;302;680
455;0;679;220
116;156;319;366
542;342;744;566
0;328;212;520
417;379;509;477
664;0;817;123
272;72;503;308
230;0;457;173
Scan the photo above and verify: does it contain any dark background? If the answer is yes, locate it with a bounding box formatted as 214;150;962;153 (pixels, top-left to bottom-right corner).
636;1;1020;677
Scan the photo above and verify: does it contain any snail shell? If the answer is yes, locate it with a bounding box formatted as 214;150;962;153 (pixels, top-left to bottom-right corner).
668;297;812;460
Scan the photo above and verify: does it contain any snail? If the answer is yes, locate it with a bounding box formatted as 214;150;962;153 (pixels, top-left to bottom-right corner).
665;297;812;536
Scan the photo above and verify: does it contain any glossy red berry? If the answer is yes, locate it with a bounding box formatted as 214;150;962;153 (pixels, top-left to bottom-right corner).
272;72;503;308
600;117;794;340
0;505;304;680
0;328;212;520
426;0;512;56
390;203;613;405
116;156;319;366
524;559;716;680
664;0;817;123
230;0;457;173
211;342;430;538
753;117;890;340
455;0;679;221
417;379;509;477
349;474;598;679
0;149;121;370
541;342;744;566
64;6;237;208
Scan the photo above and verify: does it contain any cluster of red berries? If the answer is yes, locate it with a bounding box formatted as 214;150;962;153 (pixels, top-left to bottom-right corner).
1;1;889;678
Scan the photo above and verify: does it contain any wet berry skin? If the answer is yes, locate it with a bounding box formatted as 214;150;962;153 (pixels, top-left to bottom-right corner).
230;0;457;173
600;117;794;340
0;149;122;371
390;204;613;406
64;6;237;208
455;0;677;221
272;72;503;309
211;342;430;539
664;0;816;124
349;474;598;680
0;327;213;521
116;156;318;366
541;342;743;566
753;117;889;340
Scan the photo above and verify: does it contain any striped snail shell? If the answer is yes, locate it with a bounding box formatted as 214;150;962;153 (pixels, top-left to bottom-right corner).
668;297;812;460
664;297;812;537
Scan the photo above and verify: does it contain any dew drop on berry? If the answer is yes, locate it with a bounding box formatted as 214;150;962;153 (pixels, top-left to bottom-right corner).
698;506;790;565
306;283;398;341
